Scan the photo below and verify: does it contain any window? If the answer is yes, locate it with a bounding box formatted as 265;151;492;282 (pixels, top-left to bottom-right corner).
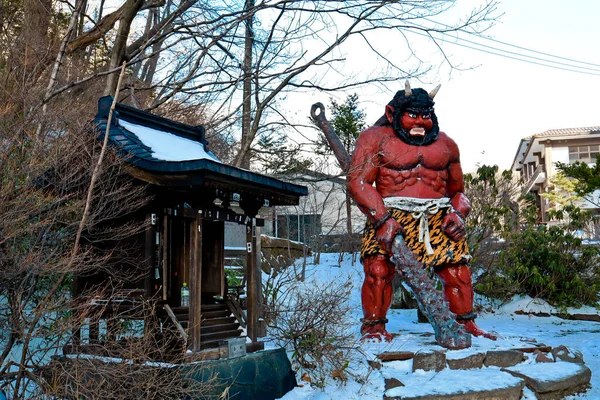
569;145;599;163
275;214;322;244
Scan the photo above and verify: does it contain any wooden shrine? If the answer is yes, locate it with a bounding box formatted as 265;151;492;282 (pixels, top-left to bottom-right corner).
69;96;307;358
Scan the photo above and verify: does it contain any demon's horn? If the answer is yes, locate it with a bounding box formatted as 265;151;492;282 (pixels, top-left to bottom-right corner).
405;80;412;97
429;84;441;99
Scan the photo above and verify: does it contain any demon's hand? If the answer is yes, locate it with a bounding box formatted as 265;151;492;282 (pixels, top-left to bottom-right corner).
442;212;466;241
375;216;404;253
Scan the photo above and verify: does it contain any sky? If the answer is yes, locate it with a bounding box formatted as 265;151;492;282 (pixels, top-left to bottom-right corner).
299;0;600;174
430;0;600;173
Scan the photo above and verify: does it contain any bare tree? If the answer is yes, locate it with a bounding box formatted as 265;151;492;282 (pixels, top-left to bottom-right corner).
1;0;498;167
201;1;500;168
463;165;522;282
0;40;211;399
0;113;152;397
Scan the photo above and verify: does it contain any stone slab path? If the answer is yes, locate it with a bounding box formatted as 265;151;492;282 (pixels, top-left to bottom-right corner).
372;338;591;400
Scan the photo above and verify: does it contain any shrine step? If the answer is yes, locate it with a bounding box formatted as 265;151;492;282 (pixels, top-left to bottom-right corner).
200;329;244;350
162;307;232;321
201;303;228;311
201;309;232;319
200;329;243;343
173;317;238;330
201;322;240;335
201;316;236;327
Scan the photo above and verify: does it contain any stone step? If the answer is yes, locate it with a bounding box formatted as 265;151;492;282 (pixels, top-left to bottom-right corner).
380;343;592;400
384;368;525;400
503;361;591;398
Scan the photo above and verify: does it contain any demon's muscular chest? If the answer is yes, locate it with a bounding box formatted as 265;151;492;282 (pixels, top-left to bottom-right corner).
375;130;457;197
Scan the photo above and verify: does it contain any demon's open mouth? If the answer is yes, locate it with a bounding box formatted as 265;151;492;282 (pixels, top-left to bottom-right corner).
409;127;425;136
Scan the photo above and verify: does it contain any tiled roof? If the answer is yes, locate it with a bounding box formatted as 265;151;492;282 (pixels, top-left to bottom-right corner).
524;126;600;140
92;96;308;200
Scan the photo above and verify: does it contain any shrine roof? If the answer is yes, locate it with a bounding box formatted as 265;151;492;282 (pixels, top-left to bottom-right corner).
92;96;307;205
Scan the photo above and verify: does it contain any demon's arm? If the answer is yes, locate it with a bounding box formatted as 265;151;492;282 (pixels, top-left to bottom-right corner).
442;141;470;241
347;128;402;251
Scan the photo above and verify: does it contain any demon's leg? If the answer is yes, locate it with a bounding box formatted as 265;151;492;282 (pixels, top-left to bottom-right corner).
361;255;394;341
436;264;497;340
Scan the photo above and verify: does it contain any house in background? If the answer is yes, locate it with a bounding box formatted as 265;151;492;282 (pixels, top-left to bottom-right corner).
511;126;600;235
271;170;366;251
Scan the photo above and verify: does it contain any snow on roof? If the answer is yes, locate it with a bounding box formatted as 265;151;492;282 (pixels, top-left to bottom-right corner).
118;119;221;163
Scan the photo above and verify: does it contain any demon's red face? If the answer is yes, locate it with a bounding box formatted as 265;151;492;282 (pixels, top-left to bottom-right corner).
384;87;440;146
400;111;434;138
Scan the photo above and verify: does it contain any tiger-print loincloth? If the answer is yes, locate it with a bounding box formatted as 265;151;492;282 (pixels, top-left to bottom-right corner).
360;207;471;267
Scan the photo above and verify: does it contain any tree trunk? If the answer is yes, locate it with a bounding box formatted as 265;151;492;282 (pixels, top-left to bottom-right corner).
138;9;165;106
237;0;254;169
104;0;143;95
23;0;52;68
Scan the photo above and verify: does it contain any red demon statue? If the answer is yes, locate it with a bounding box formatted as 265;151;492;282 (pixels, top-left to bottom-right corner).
347;82;496;342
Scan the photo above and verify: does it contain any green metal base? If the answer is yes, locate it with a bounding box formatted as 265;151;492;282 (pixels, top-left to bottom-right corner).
183;347;296;399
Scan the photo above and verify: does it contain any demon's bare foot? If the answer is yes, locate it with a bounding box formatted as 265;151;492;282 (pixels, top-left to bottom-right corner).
361;327;393;342
361;320;392;342
459;320;498;340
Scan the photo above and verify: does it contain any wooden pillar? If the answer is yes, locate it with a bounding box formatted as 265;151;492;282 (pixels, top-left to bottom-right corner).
71;274;81;345
144;213;156;298
189;211;203;351
143;213;157;342
255;225;265;337
162;215;169;300
89;321;99;344
246;218;262;342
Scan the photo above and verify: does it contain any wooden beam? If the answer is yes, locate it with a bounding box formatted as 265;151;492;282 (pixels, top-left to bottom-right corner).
163;304;187;347
183;342;266;362
225;298;247;329
189;211;203;351
201;208;265;226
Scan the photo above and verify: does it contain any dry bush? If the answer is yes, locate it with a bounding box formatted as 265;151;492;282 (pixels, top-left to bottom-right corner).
0;114;150;396
264;267;360;388
39;307;216;400
0;49;224;395
0;61;203;398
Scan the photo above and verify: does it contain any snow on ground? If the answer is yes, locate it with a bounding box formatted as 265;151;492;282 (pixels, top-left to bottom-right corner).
274;253;600;400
